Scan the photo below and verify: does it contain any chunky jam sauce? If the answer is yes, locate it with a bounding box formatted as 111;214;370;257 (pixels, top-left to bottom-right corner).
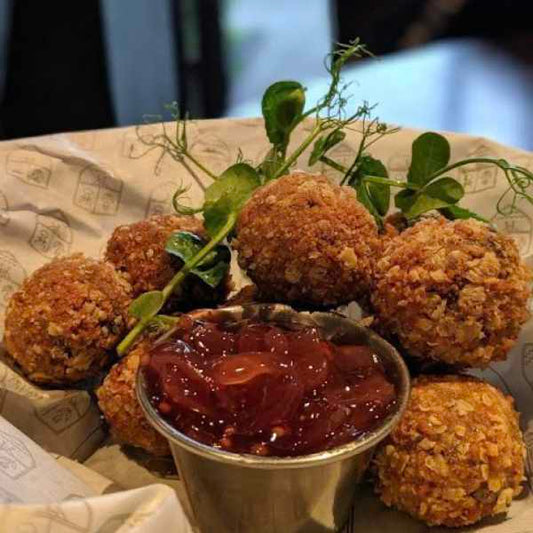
142;317;396;456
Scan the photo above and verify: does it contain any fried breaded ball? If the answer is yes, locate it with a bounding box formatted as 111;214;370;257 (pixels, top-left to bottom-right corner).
96;343;169;456
233;172;381;306
4;254;131;384
105;214;206;296
372;217;531;367
374;375;526;527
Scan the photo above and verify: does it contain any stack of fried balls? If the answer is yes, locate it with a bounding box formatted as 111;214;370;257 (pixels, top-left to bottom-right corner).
3;172;530;527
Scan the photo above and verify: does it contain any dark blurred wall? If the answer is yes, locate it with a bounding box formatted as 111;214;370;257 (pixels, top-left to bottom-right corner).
0;0;226;139
335;0;533;57
0;0;115;139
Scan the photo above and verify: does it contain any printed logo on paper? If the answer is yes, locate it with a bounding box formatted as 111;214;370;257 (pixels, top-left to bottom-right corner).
121;127;149;159
29;210;73;259
0;486;21;503
191;131;233;176
145;181;179;218
95;512;153;532
492;209;532;256
386;153;410;179
34;394;91;434
74;165;123;215
6;149;54;189
0;357;46;404
0;191;9;226
0;250;26;337
21;500;93;532
0;430;36;479
456;144;498;194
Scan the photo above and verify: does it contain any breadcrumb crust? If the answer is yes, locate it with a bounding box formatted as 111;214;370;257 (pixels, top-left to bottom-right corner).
374;374;526;527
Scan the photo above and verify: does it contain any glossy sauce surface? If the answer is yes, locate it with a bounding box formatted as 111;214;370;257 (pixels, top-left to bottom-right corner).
143;317;396;456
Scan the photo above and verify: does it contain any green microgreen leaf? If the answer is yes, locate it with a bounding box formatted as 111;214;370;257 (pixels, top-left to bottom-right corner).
166;231;230;288
129;291;164;321
354;156;390;216
203;163;261;237
262;81;305;148
439;205;489;223
408;132;451;185
394;188;417;211
356;182;382;227
308;130;346;166
260;147;285;182
403;177;464;219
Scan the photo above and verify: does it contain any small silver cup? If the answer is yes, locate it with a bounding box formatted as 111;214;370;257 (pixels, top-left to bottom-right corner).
137;304;410;533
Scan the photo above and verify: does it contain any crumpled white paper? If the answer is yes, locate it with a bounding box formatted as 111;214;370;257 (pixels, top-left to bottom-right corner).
0;118;531;532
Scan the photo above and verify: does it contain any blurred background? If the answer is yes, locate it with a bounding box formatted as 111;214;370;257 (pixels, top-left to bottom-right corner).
0;0;532;149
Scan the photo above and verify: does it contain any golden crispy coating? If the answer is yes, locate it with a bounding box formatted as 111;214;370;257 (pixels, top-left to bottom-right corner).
372;217;531;367
96;343;170;456
374;375;526;527
4;254;131;384
233;172;382;306
105;214;206;296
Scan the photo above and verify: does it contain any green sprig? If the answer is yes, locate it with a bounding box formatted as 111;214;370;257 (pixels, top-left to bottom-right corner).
118;37;533;356
319;128;533;224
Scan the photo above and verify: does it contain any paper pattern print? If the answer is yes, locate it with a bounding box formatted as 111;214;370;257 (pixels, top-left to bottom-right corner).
0;250;26;310
74;165;123;215
145;181;179;218
456;144;499;194
0;430;36;480
34;394;92;435
24;500;93;533
121;129;147;159
0;191;9;226
29;210;73;259
0;118;531;533
6;149;54;189
386;152;410;178
0;360;48;404
493;209;532;255
190;132;233;175
0;486;21;503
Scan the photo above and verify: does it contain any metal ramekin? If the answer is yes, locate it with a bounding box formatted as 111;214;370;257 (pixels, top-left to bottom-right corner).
137;304;410;533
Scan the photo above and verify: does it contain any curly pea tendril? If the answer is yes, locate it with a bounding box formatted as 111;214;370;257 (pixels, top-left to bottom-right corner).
117;38;533;355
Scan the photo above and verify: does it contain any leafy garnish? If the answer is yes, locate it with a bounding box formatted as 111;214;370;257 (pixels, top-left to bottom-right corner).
308;130;346;166
117;291;165;356
351;155;390;217
166;231;231;288
117;37;533;356
319;128;533;224
203;163;261;236
129;291;165;321
407;132;450;185
401;177;464;219
439;205;489;223
117;161;256;354
259;39;373;182
262;81;306;153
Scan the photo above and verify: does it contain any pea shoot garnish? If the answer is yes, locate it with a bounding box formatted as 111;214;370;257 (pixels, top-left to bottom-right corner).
117;38;533;355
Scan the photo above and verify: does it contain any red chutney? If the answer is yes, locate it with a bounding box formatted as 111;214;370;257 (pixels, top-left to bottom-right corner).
142;318;396;457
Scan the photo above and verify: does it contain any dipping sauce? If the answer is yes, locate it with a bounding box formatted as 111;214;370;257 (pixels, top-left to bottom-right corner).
142;318;396;456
